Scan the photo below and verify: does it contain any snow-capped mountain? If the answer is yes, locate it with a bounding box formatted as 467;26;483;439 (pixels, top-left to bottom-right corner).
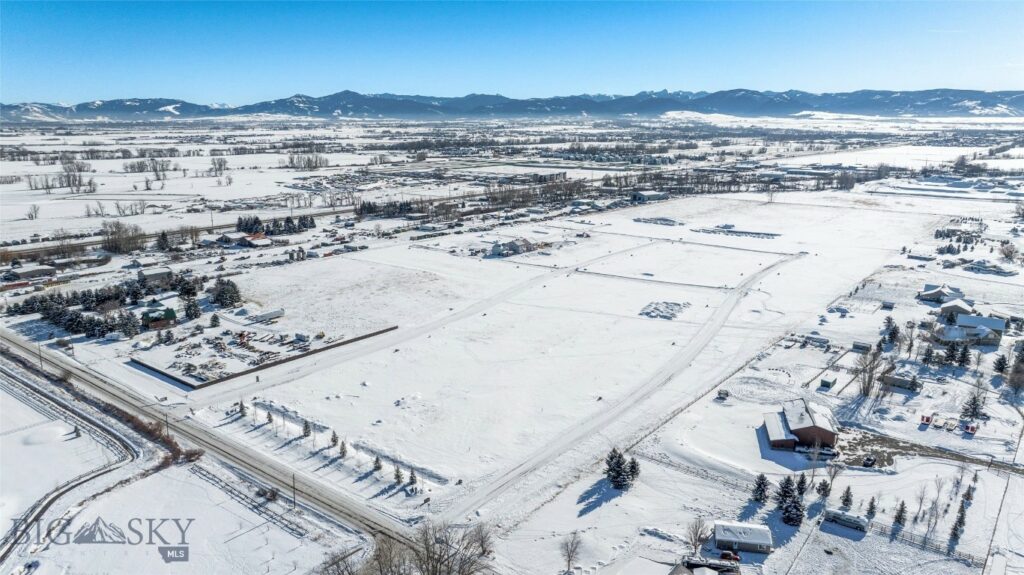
3;89;1022;122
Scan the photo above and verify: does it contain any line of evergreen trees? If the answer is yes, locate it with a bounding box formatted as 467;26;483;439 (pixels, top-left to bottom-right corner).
354;200;417;218
235;215;316;236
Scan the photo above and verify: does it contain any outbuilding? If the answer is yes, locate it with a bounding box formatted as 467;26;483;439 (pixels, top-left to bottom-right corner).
631;190;669;203
3;264;57;281
138;266;173;288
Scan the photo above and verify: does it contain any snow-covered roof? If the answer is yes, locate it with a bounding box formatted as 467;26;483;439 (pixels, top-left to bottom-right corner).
781;398;837;434
139;266;173;278
763;411;796;443
940;298;974;313
918;283;964;300
956;314;1006;333
714;520;773;547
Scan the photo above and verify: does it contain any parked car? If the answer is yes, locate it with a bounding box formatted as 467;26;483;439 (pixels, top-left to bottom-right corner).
720;551;741;561
862;455;876;467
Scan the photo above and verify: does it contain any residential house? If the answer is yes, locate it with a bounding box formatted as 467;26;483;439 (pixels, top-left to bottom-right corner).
714;521;773;554
491;238;535;257
917;284;964;303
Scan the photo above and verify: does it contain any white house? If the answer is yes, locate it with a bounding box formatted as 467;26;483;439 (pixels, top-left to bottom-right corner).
714;520;773;553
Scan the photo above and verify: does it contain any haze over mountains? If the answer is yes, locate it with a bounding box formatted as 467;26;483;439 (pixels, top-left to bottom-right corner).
4;89;1023;122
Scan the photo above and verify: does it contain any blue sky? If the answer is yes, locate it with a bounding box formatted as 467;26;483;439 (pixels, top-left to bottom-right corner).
2;1;1022;104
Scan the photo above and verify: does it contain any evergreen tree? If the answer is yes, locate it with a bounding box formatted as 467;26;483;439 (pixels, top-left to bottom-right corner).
957;344;970;368
961;393;983;419
888;324;900;344
884;316;895;330
627;457;640;483
782;497;805;526
409;469;417;486
894;500;907;526
605;448;631;490
266;411;273;425
183;296;201;320
302;419;311;438
796;473;808;496
922;346;934;366
330;430;339;447
867;496;877;518
775;476;796;508
156;230;171;251
394;466;404;484
210;314;221;328
950;500;967;540
815;479;831;498
238;400;247;417
840;486;853;507
994;354;1008;374
373;455;382;471
339;441;347;458
752;473;771;503
944;342;959;365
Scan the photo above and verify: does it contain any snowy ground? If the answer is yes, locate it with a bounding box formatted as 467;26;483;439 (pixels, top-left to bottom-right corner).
21;464;356;575
0;385;114;530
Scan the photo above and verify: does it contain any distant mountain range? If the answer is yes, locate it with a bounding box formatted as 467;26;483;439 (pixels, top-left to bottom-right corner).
3;89;1023;122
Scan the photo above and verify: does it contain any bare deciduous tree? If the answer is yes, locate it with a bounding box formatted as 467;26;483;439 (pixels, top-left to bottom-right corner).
826;461;844;488
560;531;582;573
857;350;882;397
26;204;40;220
684;516;713;555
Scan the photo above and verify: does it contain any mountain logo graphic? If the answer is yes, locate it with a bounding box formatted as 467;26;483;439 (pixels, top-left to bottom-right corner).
72;517;127;544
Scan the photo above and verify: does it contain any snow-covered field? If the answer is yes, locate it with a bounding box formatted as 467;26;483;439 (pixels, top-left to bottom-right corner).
4;120;1024;575
0;385;113;530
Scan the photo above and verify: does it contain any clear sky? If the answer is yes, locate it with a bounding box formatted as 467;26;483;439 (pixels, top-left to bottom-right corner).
2;1;1022;104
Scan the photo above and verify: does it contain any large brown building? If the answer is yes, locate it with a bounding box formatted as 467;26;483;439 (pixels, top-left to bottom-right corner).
764;398;839;449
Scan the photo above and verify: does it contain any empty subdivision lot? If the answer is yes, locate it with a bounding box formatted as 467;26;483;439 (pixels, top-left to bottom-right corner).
202;193;960;517
246;272;712;484
580;240;786;288
242;244;547;337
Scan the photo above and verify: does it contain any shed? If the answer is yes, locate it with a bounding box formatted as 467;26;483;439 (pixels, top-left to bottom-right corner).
714;520;773;553
820;376;837;389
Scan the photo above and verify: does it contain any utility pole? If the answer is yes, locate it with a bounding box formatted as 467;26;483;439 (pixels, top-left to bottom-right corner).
292;473;296;509
37;341;43;369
